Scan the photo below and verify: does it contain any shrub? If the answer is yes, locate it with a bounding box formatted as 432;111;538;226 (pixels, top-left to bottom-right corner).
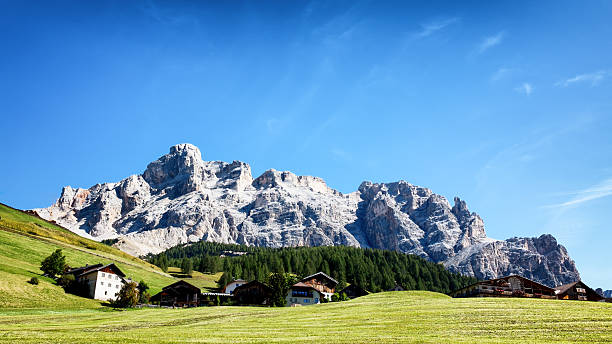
40;249;66;277
111;282;139;308
28;277;39;285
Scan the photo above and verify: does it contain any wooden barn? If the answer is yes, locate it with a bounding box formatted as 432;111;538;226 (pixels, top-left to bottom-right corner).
554;281;603;302
232;280;273;305
299;272;338;301
340;284;369;299
450;275;556;299
150;280;201;307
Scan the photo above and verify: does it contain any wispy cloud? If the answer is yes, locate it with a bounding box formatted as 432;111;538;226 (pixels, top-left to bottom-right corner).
546;178;612;208
555;70;611;87
515;82;533;95
478;32;505;53
490;67;515;82
414;17;459;39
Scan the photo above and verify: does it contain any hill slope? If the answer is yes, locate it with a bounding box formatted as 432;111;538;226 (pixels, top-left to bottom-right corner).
0;291;610;343
33;143;580;287
0;203;176;308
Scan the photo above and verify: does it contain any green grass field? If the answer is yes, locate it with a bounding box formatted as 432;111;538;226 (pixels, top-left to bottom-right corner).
1;202;611;343
0;203;176;308
0;291;610;344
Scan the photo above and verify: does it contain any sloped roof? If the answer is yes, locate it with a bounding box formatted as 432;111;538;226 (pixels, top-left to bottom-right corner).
451;274;555;294
162;280;201;293
233;280;273;292
300;272;338;285
72;263;126;278
554;281;578;295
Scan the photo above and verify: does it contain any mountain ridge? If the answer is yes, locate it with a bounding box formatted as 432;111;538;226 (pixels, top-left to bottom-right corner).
33;143;580;287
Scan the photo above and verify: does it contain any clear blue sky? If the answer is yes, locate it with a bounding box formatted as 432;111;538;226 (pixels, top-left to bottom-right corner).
1;1;611;288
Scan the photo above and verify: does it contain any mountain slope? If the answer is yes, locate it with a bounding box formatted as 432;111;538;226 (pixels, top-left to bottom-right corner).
33;143;580;287
0;203;175;308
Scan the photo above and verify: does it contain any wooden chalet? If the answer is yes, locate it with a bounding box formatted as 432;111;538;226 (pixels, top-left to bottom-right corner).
300;272;338;301
450;275;556;299
232;280;273;305
554;281;603;302
340;284;369;299
151;280;201;307
286;282;323;306
387;284;404;292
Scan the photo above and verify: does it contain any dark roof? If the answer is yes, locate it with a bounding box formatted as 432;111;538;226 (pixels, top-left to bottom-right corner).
66;264;103;275
554;280;603;300
70;263;126;278
300;272;338;286
451;274;555;294
162;280;201;293
554;281;579;295
233;280;273;293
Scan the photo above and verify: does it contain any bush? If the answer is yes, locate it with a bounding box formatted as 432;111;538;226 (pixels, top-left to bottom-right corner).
40;249;66;277
111;282;139;308
28;277;39;285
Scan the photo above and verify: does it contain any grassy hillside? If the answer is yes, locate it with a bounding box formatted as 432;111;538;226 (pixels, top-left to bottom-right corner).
1;291;610;343
0;203;176;308
166;267;222;291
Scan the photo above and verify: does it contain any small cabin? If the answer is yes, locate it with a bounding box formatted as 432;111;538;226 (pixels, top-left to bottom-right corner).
299;272;337;301
66;263;126;301
150;280;201;307
233;281;273;305
286;282;322;306
555;281;603;302
450;275;556;299
340;284;369;299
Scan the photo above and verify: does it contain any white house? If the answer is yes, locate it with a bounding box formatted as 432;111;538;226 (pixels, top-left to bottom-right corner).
67;263;127;301
222;279;247;294
286;282;322;306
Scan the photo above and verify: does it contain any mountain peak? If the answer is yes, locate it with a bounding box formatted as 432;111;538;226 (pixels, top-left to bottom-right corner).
33;144;581;287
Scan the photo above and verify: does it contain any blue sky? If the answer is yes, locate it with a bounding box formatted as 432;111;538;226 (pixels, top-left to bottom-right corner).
1;1;611;288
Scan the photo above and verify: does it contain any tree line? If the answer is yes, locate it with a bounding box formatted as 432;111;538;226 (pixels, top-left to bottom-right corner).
146;242;477;294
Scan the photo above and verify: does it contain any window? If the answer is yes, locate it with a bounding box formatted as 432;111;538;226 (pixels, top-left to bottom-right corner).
101;273;105;277
116;285;120;289
100;281;104;285
108;283;112;287
304;299;309;303
105;291;107;295
314;298;319;303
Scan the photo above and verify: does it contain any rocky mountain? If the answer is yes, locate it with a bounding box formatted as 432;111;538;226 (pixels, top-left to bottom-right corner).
34;143;580;287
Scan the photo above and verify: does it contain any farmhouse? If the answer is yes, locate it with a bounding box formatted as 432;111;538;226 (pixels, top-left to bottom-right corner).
150;280;201;307
232;280;273;305
450;275;557;299
286;282;322;306
299;272;337;301
66;263;126;301
222;279;247;294
555;281;603;301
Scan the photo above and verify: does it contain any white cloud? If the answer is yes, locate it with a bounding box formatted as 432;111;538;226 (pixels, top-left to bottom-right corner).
478;32;505;53
414;18;459;38
555;70;610;87
515;82;533;95
547;178;612;208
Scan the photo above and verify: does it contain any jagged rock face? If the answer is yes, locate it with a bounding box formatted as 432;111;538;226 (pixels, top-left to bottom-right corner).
34;143;581;287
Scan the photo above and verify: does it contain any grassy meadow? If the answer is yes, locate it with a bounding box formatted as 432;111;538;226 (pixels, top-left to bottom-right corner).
0;291;611;344
0;203;176;308
1;202;611;343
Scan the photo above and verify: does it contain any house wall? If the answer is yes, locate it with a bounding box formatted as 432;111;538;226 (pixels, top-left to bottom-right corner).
286;288;321;306
223;281;245;294
80;271;124;301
